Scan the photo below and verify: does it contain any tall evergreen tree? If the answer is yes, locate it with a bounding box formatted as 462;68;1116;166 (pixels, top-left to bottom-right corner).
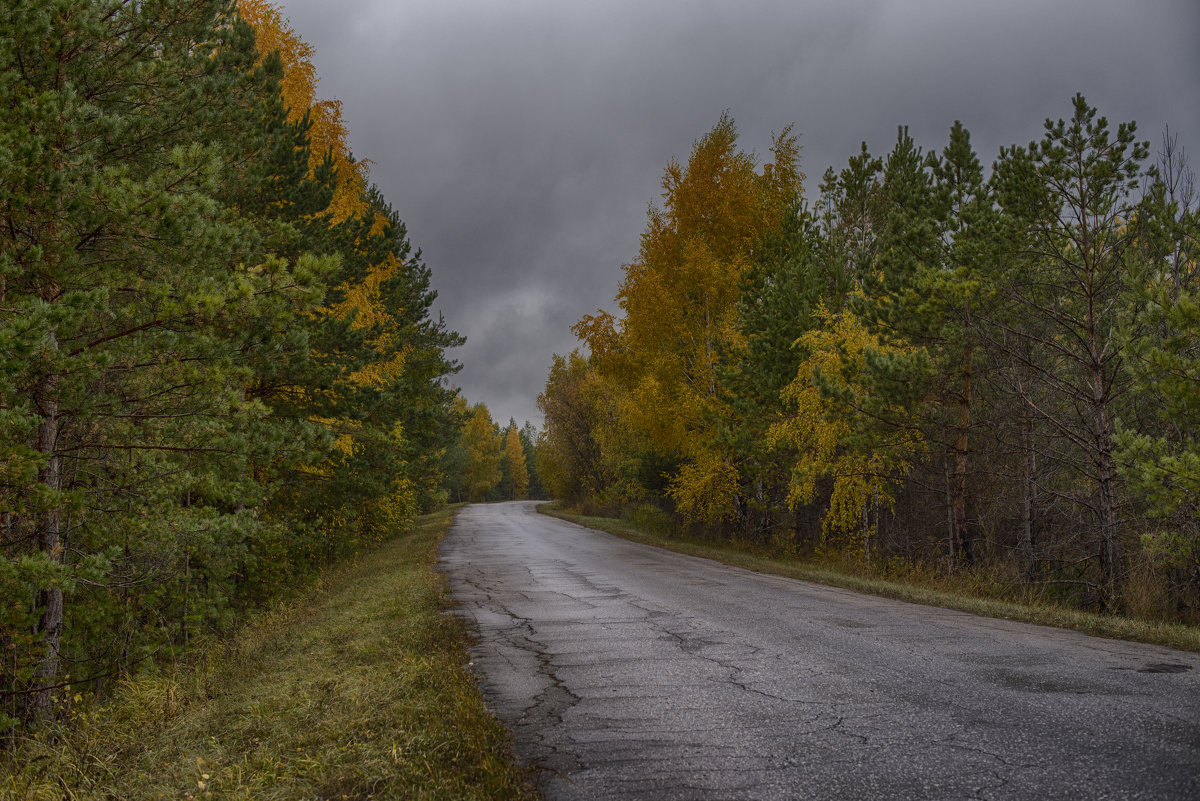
991;95;1149;606
0;0;464;726
0;0;318;714
519;421;544;499
1116;133;1200;612
855;123;998;569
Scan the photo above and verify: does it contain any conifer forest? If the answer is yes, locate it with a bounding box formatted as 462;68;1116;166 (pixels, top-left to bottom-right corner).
0;0;480;730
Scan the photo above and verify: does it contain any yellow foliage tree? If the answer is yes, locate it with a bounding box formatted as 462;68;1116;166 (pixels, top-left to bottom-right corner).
610;116;800;450
337;246;412;388
236;0;367;222
504;426;530;500
669;448;739;526
238;2;417;471
573;114;802;519
237;0;400;371
463;404;501;502
768;304;924;557
237;1;448;541
536;350;614;505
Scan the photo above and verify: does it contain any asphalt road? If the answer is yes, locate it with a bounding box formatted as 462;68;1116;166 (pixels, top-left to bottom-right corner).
438;502;1200;800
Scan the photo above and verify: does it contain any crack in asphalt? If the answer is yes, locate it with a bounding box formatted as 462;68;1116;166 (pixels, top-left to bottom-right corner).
439;503;1200;801
460;571;590;771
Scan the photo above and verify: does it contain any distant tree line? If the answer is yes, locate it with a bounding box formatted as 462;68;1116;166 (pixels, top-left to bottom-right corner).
443;400;544;504
539;100;1200;623
1;0;464;732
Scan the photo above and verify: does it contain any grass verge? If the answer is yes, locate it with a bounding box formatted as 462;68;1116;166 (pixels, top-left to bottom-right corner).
539;503;1200;655
1;507;539;801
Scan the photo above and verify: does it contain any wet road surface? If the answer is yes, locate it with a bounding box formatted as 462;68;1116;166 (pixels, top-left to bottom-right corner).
438;502;1200;800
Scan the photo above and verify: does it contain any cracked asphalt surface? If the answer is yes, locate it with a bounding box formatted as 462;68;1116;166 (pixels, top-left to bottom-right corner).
438;502;1200;800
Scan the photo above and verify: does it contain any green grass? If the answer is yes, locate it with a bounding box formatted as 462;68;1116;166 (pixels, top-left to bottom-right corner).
539;503;1200;655
1;507;539;801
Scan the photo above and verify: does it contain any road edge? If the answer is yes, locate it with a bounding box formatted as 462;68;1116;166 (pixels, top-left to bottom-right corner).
538;503;1200;655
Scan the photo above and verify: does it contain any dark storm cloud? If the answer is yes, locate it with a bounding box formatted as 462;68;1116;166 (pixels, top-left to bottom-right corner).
273;0;1200;426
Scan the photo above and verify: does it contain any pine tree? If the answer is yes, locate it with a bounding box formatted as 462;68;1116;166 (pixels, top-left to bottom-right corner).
855;123;998;569
519;421;544;499
813;142;885;294
0;0;317;715
991;95;1149;606
1116;133;1200;606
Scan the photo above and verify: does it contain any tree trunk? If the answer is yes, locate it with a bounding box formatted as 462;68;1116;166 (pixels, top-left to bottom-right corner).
1088;294;1120;609
31;356;63;716
1094;393;1120;609
1016;345;1040;583
944;457;956;577
862;497;871;568
181;550;190;646
951;346;974;566
1020;399;1039;584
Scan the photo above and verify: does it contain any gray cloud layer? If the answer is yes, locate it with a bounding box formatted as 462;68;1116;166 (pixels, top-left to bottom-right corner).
274;0;1200;426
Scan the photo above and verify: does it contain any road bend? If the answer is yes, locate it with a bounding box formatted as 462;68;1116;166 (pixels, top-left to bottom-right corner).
438;501;1200;800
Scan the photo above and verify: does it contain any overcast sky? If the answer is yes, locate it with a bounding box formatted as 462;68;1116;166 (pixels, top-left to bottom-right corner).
273;0;1200;428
